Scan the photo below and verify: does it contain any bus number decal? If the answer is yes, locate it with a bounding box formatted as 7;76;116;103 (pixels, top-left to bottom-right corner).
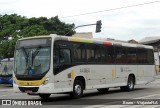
80;68;90;73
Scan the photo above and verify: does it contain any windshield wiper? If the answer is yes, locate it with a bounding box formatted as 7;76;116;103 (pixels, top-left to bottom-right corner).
31;46;41;66
21;47;29;67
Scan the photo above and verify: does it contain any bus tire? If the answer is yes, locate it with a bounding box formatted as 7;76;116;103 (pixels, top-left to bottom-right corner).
97;88;109;93
121;76;134;91
38;94;51;99
70;80;83;99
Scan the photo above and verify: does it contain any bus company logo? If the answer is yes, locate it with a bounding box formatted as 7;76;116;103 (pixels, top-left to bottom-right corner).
121;67;123;72
80;68;90;73
29;69;33;75
2;100;11;105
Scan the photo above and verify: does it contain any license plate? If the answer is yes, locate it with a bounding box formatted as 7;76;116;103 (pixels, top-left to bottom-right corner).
25;90;32;93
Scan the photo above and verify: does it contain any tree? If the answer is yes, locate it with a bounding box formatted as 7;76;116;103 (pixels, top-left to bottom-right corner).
0;14;75;58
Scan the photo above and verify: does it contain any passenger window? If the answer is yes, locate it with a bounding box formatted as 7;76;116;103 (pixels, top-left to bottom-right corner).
60;49;71;65
127;48;137;64
73;43;86;63
86;45;95;62
73;44;82;62
137;49;147;64
94;45;101;63
106;46;114;64
147;49;154;65
115;47;127;64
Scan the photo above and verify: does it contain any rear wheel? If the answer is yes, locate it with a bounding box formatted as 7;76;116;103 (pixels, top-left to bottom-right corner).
97;88;109;93
38;94;51;99
70;80;83;99
121;76;135;91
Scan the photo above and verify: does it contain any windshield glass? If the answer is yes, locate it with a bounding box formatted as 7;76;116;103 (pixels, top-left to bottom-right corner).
0;59;14;76
14;38;51;75
15;47;51;75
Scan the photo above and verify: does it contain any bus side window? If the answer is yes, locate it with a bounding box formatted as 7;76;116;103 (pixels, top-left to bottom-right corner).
73;43;86;63
60;49;71;65
86;45;95;63
115;46;127;64
53;48;59;67
94;45;101;63
107;46;114;64
147;49;154;65
127;48;137;64
73;43;81;62
137;48;147;64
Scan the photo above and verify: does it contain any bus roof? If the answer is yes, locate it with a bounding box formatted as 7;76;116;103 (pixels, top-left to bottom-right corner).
18;34;153;49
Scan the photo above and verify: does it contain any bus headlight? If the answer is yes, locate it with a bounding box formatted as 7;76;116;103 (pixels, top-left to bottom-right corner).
43;77;50;85
13;78;16;84
13;79;16;84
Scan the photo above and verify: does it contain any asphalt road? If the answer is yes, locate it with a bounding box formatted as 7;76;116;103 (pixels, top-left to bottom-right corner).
0;78;160;108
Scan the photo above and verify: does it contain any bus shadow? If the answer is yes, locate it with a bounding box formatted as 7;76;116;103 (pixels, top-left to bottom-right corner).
82;88;147;98
31;87;148;105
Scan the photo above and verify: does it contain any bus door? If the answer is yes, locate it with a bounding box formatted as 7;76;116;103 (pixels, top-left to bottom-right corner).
53;41;73;91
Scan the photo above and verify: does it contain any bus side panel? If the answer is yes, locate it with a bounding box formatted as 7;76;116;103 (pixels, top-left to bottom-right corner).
86;65;117;89
116;65;137;86
137;65;155;84
54;65;86;93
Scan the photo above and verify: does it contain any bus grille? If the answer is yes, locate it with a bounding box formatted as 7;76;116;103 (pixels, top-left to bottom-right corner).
19;87;39;92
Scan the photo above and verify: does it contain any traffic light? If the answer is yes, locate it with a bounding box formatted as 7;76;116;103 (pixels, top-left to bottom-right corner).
96;20;102;33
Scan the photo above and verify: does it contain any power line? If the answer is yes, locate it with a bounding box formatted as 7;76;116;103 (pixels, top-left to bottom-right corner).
60;0;160;18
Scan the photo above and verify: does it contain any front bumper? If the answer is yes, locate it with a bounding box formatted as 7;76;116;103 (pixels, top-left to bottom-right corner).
13;83;54;94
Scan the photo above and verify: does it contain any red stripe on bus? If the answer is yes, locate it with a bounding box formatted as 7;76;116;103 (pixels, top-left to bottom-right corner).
103;42;112;46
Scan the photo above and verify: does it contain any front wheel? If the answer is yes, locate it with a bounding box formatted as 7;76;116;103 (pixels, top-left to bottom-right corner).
70;80;83;99
38;94;51;99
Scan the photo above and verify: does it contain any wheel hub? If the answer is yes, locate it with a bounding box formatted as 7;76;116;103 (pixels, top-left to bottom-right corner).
75;84;81;95
129;80;133;89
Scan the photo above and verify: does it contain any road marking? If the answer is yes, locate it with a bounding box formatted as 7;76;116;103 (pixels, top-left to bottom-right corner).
85;105;160;108
84;105;106;108
99;105;144;108
84;93;160;108
0;89;13;92
134;94;160;99
0;93;22;97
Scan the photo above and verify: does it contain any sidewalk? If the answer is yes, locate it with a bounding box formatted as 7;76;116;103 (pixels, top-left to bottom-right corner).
154;74;160;79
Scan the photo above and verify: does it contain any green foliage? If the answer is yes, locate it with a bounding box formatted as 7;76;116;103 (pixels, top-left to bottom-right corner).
0;14;75;58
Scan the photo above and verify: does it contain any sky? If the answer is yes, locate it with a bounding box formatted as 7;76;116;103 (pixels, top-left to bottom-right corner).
0;0;160;41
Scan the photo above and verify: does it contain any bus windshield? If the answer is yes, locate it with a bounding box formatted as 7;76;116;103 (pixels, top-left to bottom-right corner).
0;59;14;76
14;38;51;75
